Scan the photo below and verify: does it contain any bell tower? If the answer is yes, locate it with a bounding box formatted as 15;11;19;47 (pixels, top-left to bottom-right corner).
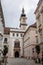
20;8;27;30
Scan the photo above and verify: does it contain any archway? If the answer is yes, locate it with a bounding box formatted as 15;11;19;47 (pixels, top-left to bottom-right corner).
15;51;19;58
14;39;20;57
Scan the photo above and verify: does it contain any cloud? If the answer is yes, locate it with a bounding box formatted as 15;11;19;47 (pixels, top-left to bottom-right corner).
1;0;39;28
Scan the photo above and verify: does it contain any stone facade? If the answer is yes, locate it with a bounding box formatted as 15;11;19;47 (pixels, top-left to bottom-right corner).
23;23;38;59
3;27;25;57
0;0;5;52
34;0;43;59
0;0;42;59
2;8;38;58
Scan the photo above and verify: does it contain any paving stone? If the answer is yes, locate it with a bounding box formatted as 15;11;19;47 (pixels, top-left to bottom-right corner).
7;58;41;65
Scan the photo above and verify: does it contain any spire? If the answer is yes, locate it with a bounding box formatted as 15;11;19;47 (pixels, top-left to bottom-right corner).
22;8;25;14
21;8;26;17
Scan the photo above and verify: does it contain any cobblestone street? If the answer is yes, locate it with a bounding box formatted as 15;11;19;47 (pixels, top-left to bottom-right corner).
7;58;41;65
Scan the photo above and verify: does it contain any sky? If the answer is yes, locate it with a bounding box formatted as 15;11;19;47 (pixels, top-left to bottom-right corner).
1;0;39;28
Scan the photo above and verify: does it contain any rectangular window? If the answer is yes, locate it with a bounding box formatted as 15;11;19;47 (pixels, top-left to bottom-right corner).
17;33;18;37
13;33;15;36
21;34;22;37
36;36;38;43
4;38;7;43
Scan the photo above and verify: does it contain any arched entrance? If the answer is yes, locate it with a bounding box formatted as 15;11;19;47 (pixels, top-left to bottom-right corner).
14;39;20;58
15;51;19;58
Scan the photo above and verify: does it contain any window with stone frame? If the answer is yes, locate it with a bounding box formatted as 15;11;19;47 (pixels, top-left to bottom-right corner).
16;33;19;37
4;38;7;43
39;30;43;43
36;36;38;43
32;48;34;53
13;33;15;36
21;34;22;37
38;15;41;27
14;41;20;48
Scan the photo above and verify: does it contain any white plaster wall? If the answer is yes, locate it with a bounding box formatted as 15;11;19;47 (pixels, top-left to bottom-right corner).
8;32;24;57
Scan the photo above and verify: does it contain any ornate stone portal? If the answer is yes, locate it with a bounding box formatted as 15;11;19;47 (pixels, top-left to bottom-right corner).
14;39;20;58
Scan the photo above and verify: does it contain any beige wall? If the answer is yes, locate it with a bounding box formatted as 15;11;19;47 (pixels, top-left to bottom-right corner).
0;4;4;51
35;0;43;59
24;27;37;59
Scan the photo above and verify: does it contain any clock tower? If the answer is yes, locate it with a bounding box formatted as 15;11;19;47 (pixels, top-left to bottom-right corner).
20;8;27;30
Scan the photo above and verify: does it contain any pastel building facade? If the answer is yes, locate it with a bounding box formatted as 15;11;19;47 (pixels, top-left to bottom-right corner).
34;0;43;59
23;23;38;59
0;0;5;52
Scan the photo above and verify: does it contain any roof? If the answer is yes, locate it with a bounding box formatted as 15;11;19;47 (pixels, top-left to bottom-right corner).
4;28;10;34
24;22;37;36
4;27;25;34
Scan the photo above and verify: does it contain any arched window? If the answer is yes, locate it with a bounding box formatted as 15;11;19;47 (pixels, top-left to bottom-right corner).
14;40;20;48
21;34;22;37
16;33;19;37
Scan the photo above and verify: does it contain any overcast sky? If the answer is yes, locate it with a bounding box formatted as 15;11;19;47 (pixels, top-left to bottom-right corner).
1;0;39;28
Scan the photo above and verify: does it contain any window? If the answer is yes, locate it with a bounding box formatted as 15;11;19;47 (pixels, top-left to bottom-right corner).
32;48;34;53
36;36;38;43
13;33;15;36
17;33;18;37
21;34;22;37
39;30;43;43
14;41;20;48
4;38;7;43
